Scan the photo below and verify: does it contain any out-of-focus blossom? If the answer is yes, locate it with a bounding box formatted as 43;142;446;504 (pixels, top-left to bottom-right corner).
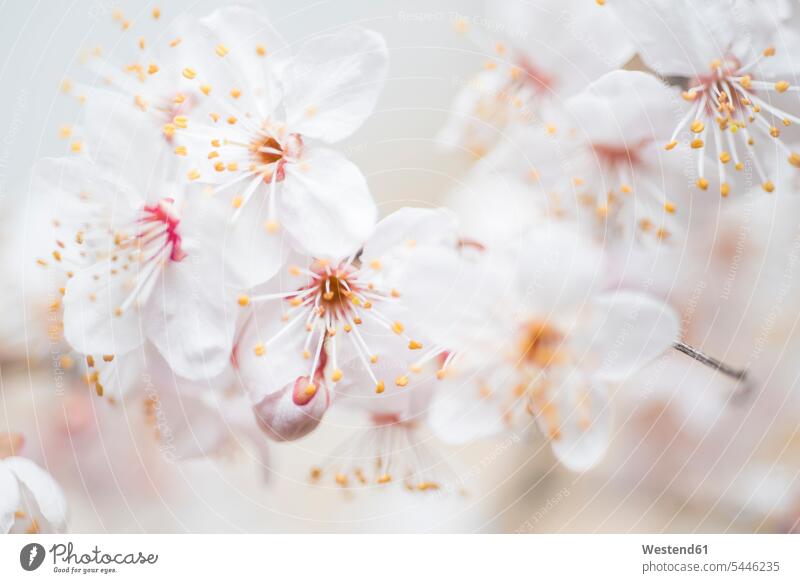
402;225;679;470
0;432;68;534
439;0;635;159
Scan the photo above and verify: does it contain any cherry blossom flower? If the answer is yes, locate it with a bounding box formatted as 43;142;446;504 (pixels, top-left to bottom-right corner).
172;7;387;264
439;0;634;159
400;224;680;470
0;432;68;534
35;95;238;384
610;0;800;195
236;208;458;442
310;405;458;494
475;70;713;243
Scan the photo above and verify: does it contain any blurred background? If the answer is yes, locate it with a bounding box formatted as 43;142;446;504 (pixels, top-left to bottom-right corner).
1;0;800;533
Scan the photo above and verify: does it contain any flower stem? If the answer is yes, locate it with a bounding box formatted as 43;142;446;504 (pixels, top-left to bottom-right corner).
671;341;748;382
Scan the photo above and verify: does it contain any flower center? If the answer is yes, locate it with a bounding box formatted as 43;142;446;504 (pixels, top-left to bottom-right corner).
518;320;565;369
240;259;422;394
248;130;303;183
141;198;186;262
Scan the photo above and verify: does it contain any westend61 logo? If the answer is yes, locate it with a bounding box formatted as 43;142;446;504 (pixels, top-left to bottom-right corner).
19;542;158;575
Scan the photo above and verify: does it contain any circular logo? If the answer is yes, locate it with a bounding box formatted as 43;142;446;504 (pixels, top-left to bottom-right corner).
20;543;46;571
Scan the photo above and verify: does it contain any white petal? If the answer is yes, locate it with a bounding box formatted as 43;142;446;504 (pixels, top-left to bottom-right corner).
281;26;388;142
144;252;237;382
428;378;507;443
541;372;612;472
3;457;68;531
360;207;458;267
223;190;288;288
63;261;148;357
399;246;515;349
279;147;376;259
236;300;309;401
197;6;288;118
609;0;743;77
579;291;679;382
83;89;169;198
565;70;676;146
512;223;606;314
0;463;21;533
489;0;635;97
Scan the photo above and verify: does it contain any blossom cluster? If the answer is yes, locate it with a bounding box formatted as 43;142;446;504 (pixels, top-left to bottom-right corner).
7;0;800;532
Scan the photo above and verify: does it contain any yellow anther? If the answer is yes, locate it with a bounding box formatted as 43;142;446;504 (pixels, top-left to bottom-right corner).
170;37;182;48
720;182;730;197
370;355;378;363
408;340;423;350
302;350;311;359
227;162;238;171
173;115;188;128
265;220;279;234
665;140;678;150
395;375;409;388
374;381;385;394
102;355;114;362
696;178;709;190
762;181;775;193
86;355;95;368
770;126;780;138
331;369;343;382
305;384;317;396
620;183;632;194
739;74;751;89
690;120;705;133
227;116;237;124
682;90;697;101
58;125;72;138
163;123;176;138
719;151;731;164
256;44;267;56
182;68;196;79
763;46;775;57
735;162;744;171
789;152;800;168
230;88;241;99
174;145;187;156
775;81;790;93
215;44;229;57
690;138;704;149
391;321;404;335
237;294;250;306
187;169;200;181
214;161;225;172
253;343;265;356
663;202;676;214
70;141;83;153
148;64;159;75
